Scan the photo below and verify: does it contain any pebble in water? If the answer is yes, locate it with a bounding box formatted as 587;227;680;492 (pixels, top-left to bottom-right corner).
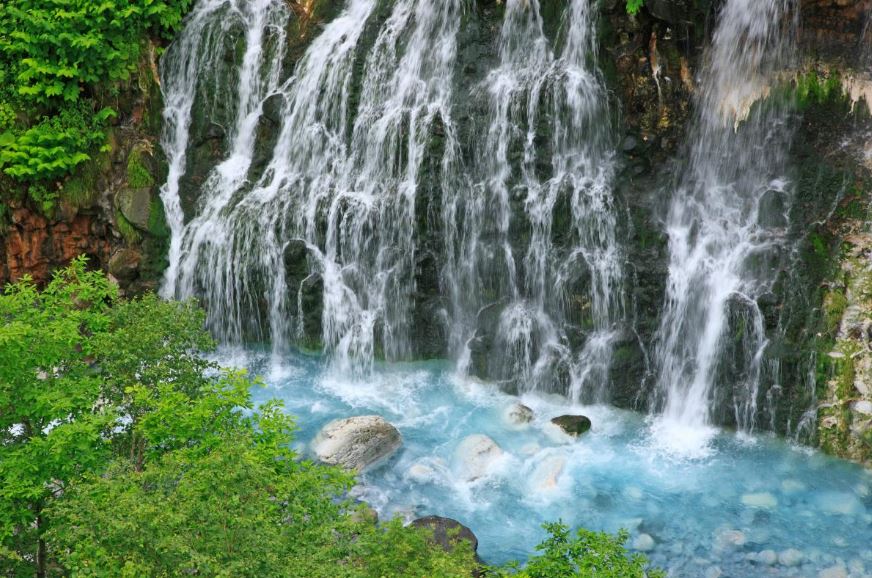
779;548;804;567
741;492;778;508
781;479;806;493
714;529;747;550
407;463;437;483
704;567;722;578
755;550;778;565
817;565;848;578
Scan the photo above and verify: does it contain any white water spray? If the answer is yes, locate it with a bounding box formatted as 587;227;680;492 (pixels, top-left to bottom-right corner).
652;0;795;451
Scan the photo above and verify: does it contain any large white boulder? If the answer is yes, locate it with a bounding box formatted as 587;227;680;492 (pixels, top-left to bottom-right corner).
313;415;402;472
454;434;504;481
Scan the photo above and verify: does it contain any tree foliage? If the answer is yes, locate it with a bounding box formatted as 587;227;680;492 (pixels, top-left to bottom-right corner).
0;260;479;577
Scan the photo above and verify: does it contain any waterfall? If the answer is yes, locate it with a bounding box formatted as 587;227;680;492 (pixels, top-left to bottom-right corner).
652;0;795;444
446;0;622;400
160;0;463;374
159;0;622;391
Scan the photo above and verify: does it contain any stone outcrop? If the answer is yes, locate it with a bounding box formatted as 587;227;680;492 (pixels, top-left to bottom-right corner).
816;228;872;467
312;415;402;472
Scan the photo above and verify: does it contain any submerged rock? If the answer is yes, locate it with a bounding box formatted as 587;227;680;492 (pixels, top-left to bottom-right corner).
454;434;503;481
756;550;778;566
411;516;479;553
818;565;848;578
312;416;402;472
741;492;778;509
505;403;534;426
530;455;566;491
633;533;656;552
550;415;592;437
714;529;746;550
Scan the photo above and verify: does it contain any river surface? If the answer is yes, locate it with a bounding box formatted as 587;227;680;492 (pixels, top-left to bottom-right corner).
221;348;872;578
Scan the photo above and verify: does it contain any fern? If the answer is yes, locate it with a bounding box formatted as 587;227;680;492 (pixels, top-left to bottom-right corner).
627;0;645;15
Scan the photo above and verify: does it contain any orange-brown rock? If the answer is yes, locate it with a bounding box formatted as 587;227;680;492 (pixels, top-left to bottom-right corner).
1;207;112;286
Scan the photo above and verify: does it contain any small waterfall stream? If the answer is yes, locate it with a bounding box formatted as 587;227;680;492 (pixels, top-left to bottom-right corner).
651;0;796;449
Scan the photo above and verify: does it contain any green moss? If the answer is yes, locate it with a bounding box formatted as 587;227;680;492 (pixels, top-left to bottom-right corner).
146;197;170;238
126;147;155;189
116;209;142;245
833;342;858;400
60;153;105;209
795;72;844;107
822;290;848;335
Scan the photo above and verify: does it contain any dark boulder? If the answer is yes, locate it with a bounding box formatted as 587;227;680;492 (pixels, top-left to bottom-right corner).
551;415;592;437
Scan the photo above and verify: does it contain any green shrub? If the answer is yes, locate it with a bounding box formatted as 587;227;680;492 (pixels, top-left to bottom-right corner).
1;0;192;104
495;523;665;578
0;0;193;204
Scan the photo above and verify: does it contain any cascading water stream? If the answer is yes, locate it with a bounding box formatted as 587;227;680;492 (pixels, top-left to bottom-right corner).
652;0;795;451
447;0;623;400
160;0;621;387
160;0;463;375
158;0;287;301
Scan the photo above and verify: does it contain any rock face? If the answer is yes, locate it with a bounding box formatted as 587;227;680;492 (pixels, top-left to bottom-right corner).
453;434;503;481
312;416;402;472
410;516;479;553
550;415;592;437
0;207;113;285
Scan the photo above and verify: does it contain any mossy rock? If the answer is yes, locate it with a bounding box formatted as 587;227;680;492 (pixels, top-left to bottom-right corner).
126;143;157;189
108;248;142;282
551;415;592;437
116;186;154;231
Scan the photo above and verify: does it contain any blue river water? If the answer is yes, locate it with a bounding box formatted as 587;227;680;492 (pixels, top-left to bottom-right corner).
226;349;872;577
